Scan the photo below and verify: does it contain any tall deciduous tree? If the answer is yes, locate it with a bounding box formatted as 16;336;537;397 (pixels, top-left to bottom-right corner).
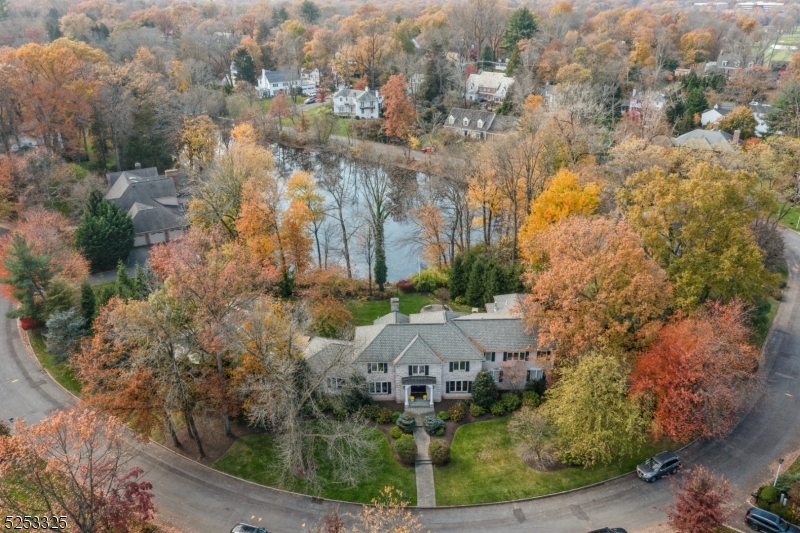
667;466;732;533
522;217;672;361
179;114;217;173
381;74;417;151
543;350;648;467
631;300;761;441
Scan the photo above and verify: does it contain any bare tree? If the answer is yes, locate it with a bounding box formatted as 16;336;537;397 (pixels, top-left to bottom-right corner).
317;148;360;277
508;407;555;469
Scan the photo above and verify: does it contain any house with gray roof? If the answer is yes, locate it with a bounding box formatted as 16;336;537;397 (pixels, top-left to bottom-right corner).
465;71;515;103
256;69;316;98
672;128;739;152
349;296;549;407
332;87;382;119
444;108;518;140
105;165;187;247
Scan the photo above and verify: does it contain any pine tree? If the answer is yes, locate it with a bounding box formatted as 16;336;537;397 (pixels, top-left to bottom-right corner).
80;280;96;325
133;264;154;300
449;253;467;298
503;7;538;51
115;260;133;300
483;261;503;305
76;198;135;272
465;259;486;307
479;45;495;70
44;308;87;363
298;0;320;24
1;234;54;321
232;49;257;85
374;242;388;292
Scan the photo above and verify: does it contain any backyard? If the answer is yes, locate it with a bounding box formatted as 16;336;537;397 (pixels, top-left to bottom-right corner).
212;429;417;504
434;417;682;506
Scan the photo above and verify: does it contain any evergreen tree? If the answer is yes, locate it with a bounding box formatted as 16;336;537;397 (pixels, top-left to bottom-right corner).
122;102;174;171
115;260;134;300
0;0;10;21
271;6;289;27
465;259;486;307
503;7;538;51
298;0;320;24
133;264;155;300
471;370;499;410
505;46;521;76
374;242;388;292
44;8;61;41
86;189;104;217
449;253;467;298
44;308;87;363
80;280;96;325
76;199;135;272
232;49;257;85
479;45;495;70
684;88;708;120
1;234;54;321
43;277;77;319
483;261;503;305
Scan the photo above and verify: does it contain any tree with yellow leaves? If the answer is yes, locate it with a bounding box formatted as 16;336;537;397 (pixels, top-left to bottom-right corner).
179;114;217;173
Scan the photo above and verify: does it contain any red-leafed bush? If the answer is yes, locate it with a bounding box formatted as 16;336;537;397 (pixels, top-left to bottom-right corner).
20;317;42;330
396;279;416;294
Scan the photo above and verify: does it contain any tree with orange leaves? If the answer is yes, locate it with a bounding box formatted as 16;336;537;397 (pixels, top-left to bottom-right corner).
631;300;761;442
380;74;416;153
414;203;448;268
0;407;156;532
522;217;672;361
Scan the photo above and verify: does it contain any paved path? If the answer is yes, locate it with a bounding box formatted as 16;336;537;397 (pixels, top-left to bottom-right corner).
413;422;436;508
4;230;800;532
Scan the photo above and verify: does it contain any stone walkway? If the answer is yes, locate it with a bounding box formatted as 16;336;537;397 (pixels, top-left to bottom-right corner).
411;412;437;508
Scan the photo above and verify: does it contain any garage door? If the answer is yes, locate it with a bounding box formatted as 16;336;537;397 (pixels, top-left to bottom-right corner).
149;231;166;244
134;235;147;247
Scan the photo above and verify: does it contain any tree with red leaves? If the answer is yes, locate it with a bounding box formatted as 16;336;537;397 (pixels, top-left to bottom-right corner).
380;74;416;153
632;300;761;441
0;408;156;532
667;465;731;533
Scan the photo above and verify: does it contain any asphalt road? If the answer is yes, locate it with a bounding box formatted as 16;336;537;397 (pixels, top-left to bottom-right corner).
3;229;800;533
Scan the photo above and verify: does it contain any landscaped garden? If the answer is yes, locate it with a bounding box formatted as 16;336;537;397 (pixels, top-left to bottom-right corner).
212;429;417;504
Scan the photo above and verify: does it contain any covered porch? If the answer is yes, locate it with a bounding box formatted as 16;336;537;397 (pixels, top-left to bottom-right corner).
402;376;436;407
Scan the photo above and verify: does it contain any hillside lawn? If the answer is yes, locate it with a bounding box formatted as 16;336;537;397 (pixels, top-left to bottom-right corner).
434;417;683;506
212;430;417;504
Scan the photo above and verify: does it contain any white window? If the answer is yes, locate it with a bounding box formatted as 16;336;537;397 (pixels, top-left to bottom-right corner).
504;351;529;361
490;369;504;383
367;362;388;373
484;352;495;361
369;382;392;394
448;116;455;125
477;119;483;128
463;117;469;127
326;377;345;389
272;83;278;87
526;369;543;381
446;380;472;393
722;60;729;67
409;365;426;375
450;361;469;371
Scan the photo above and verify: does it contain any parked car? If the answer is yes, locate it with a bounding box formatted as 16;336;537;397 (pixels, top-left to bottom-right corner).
230;523;269;533
636;451;681;482
745;507;800;532
304;97;316;104
588;528;628;533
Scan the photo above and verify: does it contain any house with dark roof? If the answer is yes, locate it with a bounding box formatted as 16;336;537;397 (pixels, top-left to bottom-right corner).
256;69;316;98
105;165;187;247
332;87;382;119
444;108;518;140
465;71;515;103
339;295;549;407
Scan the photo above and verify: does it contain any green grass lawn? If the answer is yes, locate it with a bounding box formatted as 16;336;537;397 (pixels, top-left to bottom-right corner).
212;430;416;504
434;417;682;505
348;293;438;326
28;331;81;395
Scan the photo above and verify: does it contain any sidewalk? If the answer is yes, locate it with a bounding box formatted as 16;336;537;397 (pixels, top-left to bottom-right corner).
413;419;437;508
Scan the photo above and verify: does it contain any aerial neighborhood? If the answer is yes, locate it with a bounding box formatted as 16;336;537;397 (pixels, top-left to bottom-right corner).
2;0;800;531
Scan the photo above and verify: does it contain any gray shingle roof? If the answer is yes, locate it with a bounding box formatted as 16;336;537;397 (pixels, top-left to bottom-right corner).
672;129;735;151
393;335;443;365
262;70;305;84
127;203;185;234
106;167;159;188
106;175;179;213
355;322;484;363
451;317;538;352
374;311;410;325
445;108;497;132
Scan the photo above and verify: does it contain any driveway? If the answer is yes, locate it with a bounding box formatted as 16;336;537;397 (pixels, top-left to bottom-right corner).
2;230;800;532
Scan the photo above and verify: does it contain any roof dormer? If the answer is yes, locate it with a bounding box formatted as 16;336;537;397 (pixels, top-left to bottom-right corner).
448;115;455;125
477;119;483;129
463;117;469;127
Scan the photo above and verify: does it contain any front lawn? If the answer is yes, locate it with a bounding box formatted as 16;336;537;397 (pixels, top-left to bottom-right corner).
434;417;682;505
28;331;82;395
212;429;417;504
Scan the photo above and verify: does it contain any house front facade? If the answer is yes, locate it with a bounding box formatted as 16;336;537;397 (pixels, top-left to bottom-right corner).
443;108;518;140
354;296;549;407
332;87;382;119
465;71;515;103
257;69;316;98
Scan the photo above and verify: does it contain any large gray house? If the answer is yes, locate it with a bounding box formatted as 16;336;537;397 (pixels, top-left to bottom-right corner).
315;295;550;407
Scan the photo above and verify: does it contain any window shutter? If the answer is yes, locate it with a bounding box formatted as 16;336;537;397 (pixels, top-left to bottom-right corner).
449;362;453;372
499;370;504;382
387;382;391;394
409;365;412;376
468;381;473;392
526;370;531;382
446;381;450;393
425;365;429;376
466;361;470;372
383;364;387;373
368;364;372;374
503;352;507;361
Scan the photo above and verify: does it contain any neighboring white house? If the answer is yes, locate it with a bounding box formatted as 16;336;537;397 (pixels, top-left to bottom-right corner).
257;69;316;98
332;87;382;119
465;71;515;103
701;104;734;126
750;101;771;137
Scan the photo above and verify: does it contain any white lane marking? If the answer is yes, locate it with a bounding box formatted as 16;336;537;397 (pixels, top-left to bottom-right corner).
775;372;794;379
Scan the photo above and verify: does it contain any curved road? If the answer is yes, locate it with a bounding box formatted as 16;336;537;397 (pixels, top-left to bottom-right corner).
4;230;800;532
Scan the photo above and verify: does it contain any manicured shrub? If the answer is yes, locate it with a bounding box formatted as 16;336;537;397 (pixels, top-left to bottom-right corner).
471;370;499;410
396;279;416;294
760;485;780;504
429;439;451;466
490;401;507;417
395;435;418;465
360;404;381;421
391;411;401;423
424;415;445;436
522;390;540;408
448;403;467;422
410;268;449;293
396;412;416;434
375;407;394;424
20;317;42;330
438;411;450;421
390;426;404;439
501;393;521;412
525;374;547;396
775;471;800;493
435;427;445;436
766;502;797;522
469;403;484;417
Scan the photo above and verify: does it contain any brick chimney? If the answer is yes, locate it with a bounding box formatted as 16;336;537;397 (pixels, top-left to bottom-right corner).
733;129;741;144
165;169;180;191
712;123;719;131
390;297;399;313
134;162;141;169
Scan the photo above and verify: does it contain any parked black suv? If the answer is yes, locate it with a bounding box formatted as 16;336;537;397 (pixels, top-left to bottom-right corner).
588;528;628;533
230;523;269;533
745;507;800;532
636;451;681;482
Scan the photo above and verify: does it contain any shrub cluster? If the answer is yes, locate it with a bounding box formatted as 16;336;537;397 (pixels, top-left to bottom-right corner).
424;415;445;436
522;390;540;408
395;434;417;465
396;412;416;434
375;407;394;424
410;268;449;293
525;375;547;396
20;317;42;330
469;403;484;417
360;404;381;421
396;279;416;294
437;411;450;421
448;403;467;422
429;440;451;466
389;426;403;439
490;394;522;417
391;411;401;423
